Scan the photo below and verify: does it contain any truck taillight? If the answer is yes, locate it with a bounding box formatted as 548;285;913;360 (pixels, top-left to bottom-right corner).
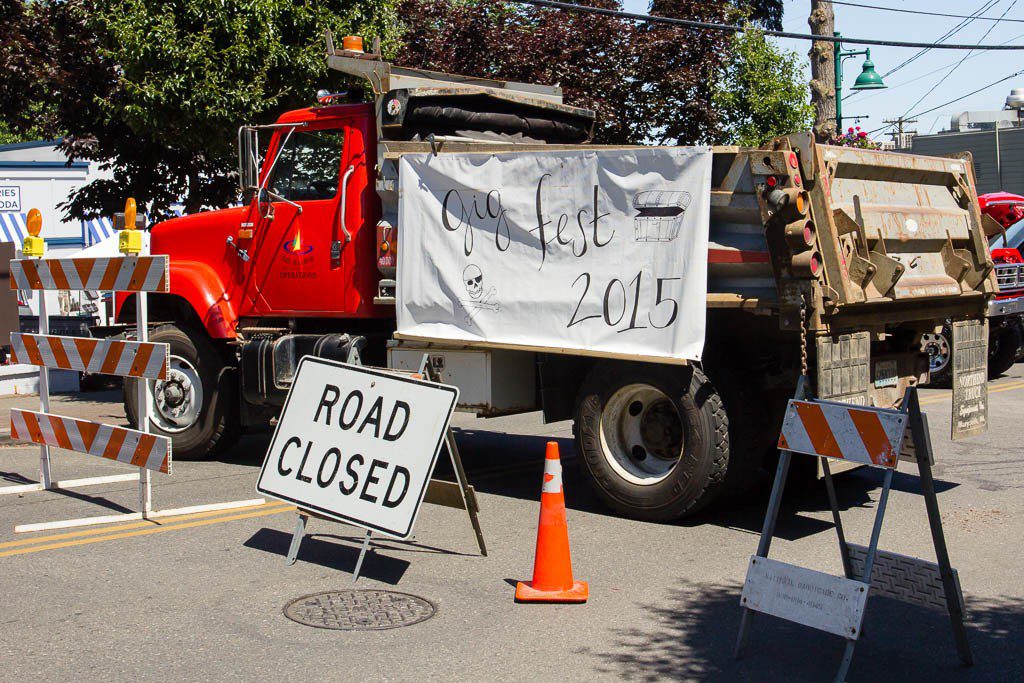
785;220;816;250
377;220;397;272
791;251;822;278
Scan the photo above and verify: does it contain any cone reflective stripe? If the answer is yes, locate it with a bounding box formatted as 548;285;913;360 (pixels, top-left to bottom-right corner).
9;409;170;474
10;333;168;380
10;255;169;292
515;441;588;603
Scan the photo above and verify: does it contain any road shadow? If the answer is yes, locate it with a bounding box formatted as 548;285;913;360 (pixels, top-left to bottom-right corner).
244;527;410;584
581;580;1024;682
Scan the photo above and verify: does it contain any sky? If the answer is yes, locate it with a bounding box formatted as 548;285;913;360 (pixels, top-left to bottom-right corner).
619;0;1024;142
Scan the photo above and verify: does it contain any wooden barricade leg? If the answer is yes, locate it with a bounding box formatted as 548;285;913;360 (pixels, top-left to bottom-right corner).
37;289;52;489
906;388;974;667
821;459;854;580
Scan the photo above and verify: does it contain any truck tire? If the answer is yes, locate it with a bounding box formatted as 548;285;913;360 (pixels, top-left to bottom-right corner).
573;363;728;521
989;321;1022;378
124;324;239;460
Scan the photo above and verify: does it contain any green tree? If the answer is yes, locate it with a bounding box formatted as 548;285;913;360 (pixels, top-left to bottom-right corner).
712;30;813;147
1;0;397;220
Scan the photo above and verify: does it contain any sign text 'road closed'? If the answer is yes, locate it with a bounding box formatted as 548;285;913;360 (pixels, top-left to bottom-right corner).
257;357;458;538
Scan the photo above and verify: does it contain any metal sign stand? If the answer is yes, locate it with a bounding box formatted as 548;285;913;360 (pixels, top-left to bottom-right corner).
284;350;486;582
735;378;972;683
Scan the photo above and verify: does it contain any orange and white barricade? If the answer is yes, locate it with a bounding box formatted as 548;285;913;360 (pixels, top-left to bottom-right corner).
5;202;263;533
735;378;973;682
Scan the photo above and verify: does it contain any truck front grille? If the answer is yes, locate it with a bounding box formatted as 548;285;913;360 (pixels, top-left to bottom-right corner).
995;263;1024;292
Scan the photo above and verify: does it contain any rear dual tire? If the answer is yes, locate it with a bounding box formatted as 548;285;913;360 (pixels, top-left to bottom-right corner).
573;363;729;521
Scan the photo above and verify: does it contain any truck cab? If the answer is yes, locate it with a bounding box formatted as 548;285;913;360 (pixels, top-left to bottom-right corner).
119;37;595;459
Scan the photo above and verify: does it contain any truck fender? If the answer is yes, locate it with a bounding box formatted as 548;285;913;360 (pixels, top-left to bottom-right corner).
167;261;237;339
117;260;237;339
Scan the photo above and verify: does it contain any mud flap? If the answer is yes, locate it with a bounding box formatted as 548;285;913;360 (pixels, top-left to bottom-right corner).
814;331;871;477
951;319;988;440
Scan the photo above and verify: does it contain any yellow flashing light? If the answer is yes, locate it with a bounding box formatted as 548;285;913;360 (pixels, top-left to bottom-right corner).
118;197;142;255
22;208;45;257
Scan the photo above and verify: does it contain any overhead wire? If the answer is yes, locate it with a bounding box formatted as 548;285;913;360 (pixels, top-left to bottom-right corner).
820;0;1024;23
880;0;1000;78
510;0;1024;49
867;67;1024;135
898;0;1018;117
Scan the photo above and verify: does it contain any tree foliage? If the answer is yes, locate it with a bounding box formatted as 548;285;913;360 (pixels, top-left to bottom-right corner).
396;0;750;147
711;30;813;147
0;0;398;220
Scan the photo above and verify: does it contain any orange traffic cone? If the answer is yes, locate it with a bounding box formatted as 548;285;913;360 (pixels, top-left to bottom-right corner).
515;441;588;603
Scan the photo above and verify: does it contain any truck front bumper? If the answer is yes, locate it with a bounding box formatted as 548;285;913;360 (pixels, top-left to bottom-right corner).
988;295;1024;317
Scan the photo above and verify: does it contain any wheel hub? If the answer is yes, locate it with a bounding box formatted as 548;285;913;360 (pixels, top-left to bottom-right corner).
599;384;685;486
150;356;204;434
921;332;951;374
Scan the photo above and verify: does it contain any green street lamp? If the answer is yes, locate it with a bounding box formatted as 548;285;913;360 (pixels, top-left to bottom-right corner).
834;31;886;133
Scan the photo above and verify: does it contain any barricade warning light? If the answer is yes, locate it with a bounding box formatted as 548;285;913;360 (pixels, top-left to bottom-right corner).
118;197;142;255
22;208;45;258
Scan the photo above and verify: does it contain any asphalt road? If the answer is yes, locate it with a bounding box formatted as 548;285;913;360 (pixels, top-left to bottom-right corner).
1;368;1023;682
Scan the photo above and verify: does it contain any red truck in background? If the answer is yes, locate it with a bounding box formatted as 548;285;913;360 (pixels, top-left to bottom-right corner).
113;36;995;521
923;192;1024;384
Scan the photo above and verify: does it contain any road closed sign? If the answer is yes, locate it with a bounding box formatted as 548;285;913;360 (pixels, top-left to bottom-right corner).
256;357;458;539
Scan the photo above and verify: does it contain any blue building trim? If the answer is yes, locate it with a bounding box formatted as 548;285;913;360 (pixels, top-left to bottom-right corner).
0;161;89;170
47;236;86;248
0;139;63;153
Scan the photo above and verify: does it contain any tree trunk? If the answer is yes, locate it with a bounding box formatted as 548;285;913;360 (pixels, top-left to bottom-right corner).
808;0;835;143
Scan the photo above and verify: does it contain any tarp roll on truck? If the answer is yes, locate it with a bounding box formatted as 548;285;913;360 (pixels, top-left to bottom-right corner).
118;34;995;521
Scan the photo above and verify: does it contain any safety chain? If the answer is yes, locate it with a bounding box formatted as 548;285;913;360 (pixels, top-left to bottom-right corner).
799;292;809;377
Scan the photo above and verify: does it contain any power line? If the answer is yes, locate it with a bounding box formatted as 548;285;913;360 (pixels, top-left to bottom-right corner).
822;0;1024;23
881;0;999;77
843;31;1024;103
868;68;1024;134
511;0;1024;49
899;0;1018;117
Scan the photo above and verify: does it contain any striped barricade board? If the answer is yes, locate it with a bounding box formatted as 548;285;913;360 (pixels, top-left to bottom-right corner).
9;408;170;474
778;399;908;469
10;333;169;379
10;255;168;292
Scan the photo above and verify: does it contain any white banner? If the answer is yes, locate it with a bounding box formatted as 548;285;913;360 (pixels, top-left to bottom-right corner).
397;147;712;361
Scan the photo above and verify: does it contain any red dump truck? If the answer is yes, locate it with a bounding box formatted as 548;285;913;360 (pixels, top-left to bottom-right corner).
119;37;995;520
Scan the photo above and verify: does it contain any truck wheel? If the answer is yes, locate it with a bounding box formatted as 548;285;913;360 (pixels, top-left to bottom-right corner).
574;363;728;521
124;324;239;460
922;328;952;386
989;322;1021;378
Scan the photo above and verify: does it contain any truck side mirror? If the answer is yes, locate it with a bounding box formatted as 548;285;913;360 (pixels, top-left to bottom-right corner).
238;126;260;196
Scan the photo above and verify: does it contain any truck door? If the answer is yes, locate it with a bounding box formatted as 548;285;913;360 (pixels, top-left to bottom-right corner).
242;116;371;316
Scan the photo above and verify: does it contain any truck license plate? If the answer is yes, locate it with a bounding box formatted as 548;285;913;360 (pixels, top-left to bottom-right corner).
873;360;898;388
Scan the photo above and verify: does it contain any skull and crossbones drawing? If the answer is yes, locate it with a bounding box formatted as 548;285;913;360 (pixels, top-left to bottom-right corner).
459;264;499;322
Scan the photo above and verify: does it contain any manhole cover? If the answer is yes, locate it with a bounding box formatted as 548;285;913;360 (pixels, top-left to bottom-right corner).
283;589;436;631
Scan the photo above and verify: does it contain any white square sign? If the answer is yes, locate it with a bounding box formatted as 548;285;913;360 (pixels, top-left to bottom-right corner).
256;357;459;539
0;186;21;212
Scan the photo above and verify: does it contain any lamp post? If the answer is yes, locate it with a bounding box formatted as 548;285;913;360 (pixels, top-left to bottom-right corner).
834;32;886;133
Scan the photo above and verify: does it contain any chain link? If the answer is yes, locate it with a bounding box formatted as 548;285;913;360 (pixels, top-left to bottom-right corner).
799;292;809;377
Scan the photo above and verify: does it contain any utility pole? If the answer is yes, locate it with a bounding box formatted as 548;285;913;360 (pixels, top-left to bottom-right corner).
883;117;918;149
808;0;836;142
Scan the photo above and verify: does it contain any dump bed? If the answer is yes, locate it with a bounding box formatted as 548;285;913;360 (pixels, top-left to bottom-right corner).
708;133;994;330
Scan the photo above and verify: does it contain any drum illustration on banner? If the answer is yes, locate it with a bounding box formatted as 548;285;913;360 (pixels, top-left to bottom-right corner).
396;147;712;362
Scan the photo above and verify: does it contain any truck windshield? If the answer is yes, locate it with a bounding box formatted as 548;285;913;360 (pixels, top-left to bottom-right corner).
267;129;344;202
